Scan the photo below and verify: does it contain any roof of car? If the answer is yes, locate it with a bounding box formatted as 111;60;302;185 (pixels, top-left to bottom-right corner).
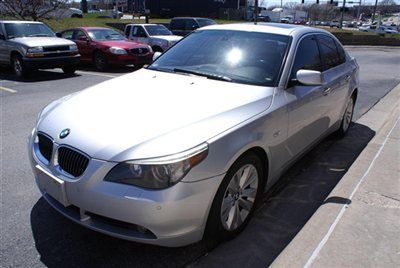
200;23;328;36
126;24;162;27
172;17;215;20
0;20;43;24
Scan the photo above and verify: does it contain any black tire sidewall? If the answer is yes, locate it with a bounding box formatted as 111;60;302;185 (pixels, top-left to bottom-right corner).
62;66;76;74
94;51;108;71
204;153;265;247
12;55;27;78
337;96;355;137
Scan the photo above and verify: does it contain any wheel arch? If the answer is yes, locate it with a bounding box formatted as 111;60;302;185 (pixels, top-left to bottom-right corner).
10;50;22;64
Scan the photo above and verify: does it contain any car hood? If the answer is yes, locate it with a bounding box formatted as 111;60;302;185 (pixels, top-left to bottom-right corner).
152;35;182;42
96;40;148;49
10;37;75;47
38;69;274;161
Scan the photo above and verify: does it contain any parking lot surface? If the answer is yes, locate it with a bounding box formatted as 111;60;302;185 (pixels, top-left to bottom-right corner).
1;47;399;268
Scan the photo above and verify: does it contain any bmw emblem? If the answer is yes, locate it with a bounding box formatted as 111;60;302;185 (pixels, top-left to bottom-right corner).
59;128;70;139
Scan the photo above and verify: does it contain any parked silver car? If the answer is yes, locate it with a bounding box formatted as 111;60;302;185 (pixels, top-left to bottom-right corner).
124;23;182;52
28;23;359;247
0;20;80;77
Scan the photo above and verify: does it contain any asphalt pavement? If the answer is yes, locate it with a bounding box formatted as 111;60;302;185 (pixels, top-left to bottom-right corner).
1;47;399;268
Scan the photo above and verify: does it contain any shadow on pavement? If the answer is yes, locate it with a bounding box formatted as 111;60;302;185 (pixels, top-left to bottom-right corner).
0;67;79;82
30;123;374;268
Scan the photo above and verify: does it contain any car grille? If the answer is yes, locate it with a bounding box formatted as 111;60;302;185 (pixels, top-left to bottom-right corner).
130;48;149;55
43;46;70;52
58;147;89;177
38;133;53;162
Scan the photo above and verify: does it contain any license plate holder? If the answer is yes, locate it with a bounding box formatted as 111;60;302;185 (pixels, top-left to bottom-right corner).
36;165;69;207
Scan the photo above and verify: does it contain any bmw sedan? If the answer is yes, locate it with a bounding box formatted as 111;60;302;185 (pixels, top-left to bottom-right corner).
29;23;359;247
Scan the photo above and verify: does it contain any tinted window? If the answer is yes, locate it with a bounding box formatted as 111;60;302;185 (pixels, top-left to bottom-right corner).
196;19;216;28
149;30;290;87
61;30;74;39
317;35;341;70
125;25;131;37
170;19;184;30
73;30;87;40
335;40;346;64
185;19;198;30
0;24;4;36
290;35;322;80
132;26;147;37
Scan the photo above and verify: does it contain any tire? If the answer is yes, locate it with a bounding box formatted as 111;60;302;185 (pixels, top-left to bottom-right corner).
204;153;265;248
62;66;76;74
152;46;163;53
336;95;355;137
93;51;108;71
11;54;29;78
135;64;144;69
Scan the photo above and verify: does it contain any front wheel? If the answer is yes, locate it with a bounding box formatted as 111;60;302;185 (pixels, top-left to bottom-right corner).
336;96;355;137
62;66;76;74
94;51;108;71
11;55;29;78
204;153;265;247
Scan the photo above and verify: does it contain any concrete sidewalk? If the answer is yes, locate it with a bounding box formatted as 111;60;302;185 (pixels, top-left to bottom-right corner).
272;84;400;267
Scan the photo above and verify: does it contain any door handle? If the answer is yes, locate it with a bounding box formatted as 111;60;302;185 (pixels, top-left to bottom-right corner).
345;75;351;81
323;87;331;95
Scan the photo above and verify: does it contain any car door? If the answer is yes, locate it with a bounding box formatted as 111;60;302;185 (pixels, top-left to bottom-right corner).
130;26;148;44
72;30;91;61
284;34;330;157
316;34;351;126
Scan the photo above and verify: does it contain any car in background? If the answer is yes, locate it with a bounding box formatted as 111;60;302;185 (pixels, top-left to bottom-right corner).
381;25;399;35
29;23;358;247
169;17;217;36
124;24;182;52
280;17;293;24
46;7;83;18
330;20;340;28
0;20;80;77
58;27;153;71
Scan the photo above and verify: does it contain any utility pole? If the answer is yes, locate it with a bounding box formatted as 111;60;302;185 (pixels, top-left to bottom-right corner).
356;1;361;24
339;0;346;28
254;0;258;24
372;0;378;23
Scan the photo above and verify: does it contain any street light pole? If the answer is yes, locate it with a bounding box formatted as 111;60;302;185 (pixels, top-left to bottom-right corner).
339;0;346;28
372;0;378;23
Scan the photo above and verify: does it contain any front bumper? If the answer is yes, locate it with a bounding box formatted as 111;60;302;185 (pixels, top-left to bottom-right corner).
23;54;80;69
106;53;153;66
28;130;223;247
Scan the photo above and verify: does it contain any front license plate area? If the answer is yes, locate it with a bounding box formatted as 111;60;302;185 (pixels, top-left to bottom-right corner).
36;165;69;207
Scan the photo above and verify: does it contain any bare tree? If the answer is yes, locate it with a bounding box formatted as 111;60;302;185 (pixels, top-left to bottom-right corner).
378;0;397;15
2;0;69;21
81;0;88;13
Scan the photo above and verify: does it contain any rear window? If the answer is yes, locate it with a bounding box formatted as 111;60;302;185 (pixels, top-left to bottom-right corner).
170;19;185;30
317;35;341;70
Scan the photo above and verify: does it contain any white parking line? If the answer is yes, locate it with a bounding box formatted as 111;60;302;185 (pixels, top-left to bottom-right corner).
303;116;400;268
0;86;17;93
76;71;117;78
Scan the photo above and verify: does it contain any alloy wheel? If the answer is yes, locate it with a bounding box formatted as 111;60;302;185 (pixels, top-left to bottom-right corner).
342;98;354;132
13;58;23;77
220;164;258;231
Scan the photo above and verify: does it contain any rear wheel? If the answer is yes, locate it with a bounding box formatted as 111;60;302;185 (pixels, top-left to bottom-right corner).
336;95;355;136
11;55;28;78
204;153;265;247
94;51;108;71
152;46;163;53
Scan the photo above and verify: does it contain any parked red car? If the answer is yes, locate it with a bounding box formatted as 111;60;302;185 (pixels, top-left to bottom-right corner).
57;27;153;71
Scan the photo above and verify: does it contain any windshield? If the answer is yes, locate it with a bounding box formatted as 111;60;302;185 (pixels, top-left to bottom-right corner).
144;25;172;36
197;19;217;28
148;30;290;87
87;29;125;41
4;23;54;38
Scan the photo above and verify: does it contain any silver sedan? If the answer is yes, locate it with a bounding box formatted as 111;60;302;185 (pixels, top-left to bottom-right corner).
28;23;359;247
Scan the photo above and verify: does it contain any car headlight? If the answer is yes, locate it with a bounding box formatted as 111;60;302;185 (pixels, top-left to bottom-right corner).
104;143;208;189
109;47;127;55
69;44;78;51
27;46;44;53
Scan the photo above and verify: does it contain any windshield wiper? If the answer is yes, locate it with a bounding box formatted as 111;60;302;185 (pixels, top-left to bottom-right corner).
173;68;232;82
28;34;52;37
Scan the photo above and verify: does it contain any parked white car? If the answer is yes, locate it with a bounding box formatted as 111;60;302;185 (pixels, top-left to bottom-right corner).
124;24;182;52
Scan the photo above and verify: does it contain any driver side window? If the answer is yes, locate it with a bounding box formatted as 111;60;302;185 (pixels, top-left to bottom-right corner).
132;26;146;37
290;35;322;82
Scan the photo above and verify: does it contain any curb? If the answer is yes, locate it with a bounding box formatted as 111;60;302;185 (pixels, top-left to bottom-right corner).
270;83;400;267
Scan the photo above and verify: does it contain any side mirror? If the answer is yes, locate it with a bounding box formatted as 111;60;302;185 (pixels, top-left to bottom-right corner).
153;51;162;61
296;69;324;86
55;32;62;37
79;36;88;42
